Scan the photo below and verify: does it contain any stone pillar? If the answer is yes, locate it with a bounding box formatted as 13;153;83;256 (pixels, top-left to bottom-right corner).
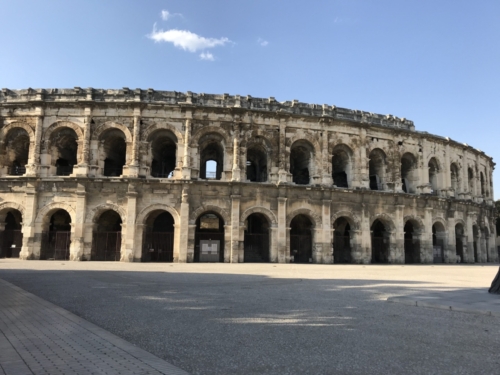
230;194;241;262
19;182;38;260
177;185;190;262
26;110;43;177
187;224;196;263
74;108;92;176
69;184;86;261
231;126;241;182
277;196;287;262
321;199;333;263
321;126;332;185
133;224;145;261
182;115;192;179
360;204;372;264
312;227;323;263
358;128;369;189
121;184;138;261
446;217;456;263
278;122;288;183
422;207;434;263
393;205;405;263
125;111;141;177
466;213;475;263
269;225;279;262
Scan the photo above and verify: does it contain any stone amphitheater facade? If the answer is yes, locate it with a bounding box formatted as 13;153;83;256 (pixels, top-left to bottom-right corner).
0;87;496;264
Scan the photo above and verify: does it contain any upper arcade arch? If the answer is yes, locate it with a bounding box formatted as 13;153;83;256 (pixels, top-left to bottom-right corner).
91;121;133;143
368;148;387;191
331;143;354;188
290;139;316;185
141;122;183;144
42;121;84;145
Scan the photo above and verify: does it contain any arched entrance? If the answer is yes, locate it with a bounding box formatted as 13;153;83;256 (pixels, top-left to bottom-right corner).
142;211;175;262
455;223;465;263
290;214;313;263
371;219;389;263
41;210;71;260
432;222;446;263
0;210;23;258
91;210;122;261
290;141;313;185
333;217;351;263
404;220;421;264
194;212;225;262
244;213;270;262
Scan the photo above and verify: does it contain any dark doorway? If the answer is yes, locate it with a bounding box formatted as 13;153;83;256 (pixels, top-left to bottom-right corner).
41;210;71;260
472;225;479;263
332;147;350;188
246;147;267;182
371;219;388;263
51;128;78;176
143;211;175;262
333;217;351;263
194;212;225;262
91;210;122;261
244;213;270;262
290;214;313;263
432;223;445;263
290;142;312;185
455;224;464;263
0;211;23;258
404;221;420;264
102;130;127;177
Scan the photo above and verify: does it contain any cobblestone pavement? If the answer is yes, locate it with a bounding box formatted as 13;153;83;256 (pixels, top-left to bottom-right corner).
0;260;500;374
0;278;188;375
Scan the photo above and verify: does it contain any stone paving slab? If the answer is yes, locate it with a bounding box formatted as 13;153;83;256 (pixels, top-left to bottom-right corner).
0;278;188;375
388;289;500;317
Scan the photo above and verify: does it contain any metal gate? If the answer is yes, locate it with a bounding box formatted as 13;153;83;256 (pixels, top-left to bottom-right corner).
404;239;420;264
456;238;464;263
195;232;224;262
0;229;23;258
91;232;121;261
334;235;351;263
142;232;174;262
433;239;444;263
244;233;269;262
41;231;71;260
371;237;387;263
290;234;312;263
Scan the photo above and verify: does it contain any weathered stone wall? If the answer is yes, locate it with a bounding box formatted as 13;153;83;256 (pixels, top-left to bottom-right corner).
0;88;496;264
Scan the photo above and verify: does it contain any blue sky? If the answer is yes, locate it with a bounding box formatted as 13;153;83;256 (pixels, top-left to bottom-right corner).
2;0;499;197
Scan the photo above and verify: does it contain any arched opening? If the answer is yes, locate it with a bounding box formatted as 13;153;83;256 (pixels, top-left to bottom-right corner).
200;140;223;180
244;213;270;262
0;210;23;258
450;163;459;193
371;219;389;263
455;223;465;263
483;227;490;263
333;217;351;263
194;212;225;262
401;153;418;194
91;210;122;261
331;146;351;188
142;211;175;262
50;128;78;176
369;149;386;191
290;214;313;263
4;128;29;176
468;168;474;194
101;129;127;177
472;225;479;262
290;141;313;185
432;222;446;263
428;158;440;194
41;209;71;260
480;172;485;196
246;146;268;182
404;220;421;264
150;130;177;178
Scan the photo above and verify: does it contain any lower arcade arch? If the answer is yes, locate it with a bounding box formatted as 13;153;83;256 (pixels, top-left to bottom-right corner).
142;210;175;262
290;214;313;263
243;213;270;262
432;222;446;263
333;217;352;264
91;210;122;261
194;212;225;262
0;209;23;258
371;219;389;263
455;223;465;263
40;209;72;260
404;220;421;264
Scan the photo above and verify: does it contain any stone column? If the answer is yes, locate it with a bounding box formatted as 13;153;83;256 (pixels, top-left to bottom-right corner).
182;115;192;179
231;126;241;182
74;107;92;176
19;182;38;260
446;216;456;263
321;125;332;185
269;225;279;262
393;205;405;263
278;122;288;183
69;184;86;261
357;128;369;189
466;213;475;263
126;110;141;177
422;207;434;263
133;224;145;261
277;196;287;262
321;199;333;263
230;194;241;262
121;184;138;261
177;185;190;262
360;204;372;264
26;109;43;177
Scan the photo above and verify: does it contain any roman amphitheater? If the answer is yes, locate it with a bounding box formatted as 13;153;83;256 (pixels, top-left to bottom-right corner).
0;88;496;264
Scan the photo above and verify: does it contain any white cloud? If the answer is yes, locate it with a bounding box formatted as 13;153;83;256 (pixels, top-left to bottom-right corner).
257;38;269;47
161;10;183;21
200;52;214;61
148;26;231;53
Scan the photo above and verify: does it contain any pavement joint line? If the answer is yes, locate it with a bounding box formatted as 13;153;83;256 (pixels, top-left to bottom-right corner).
0;278;189;375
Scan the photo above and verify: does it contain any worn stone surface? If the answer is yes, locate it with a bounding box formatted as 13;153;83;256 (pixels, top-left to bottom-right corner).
0;88;496;264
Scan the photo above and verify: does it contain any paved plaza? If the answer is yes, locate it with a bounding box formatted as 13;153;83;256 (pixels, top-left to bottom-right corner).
0;260;499;374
